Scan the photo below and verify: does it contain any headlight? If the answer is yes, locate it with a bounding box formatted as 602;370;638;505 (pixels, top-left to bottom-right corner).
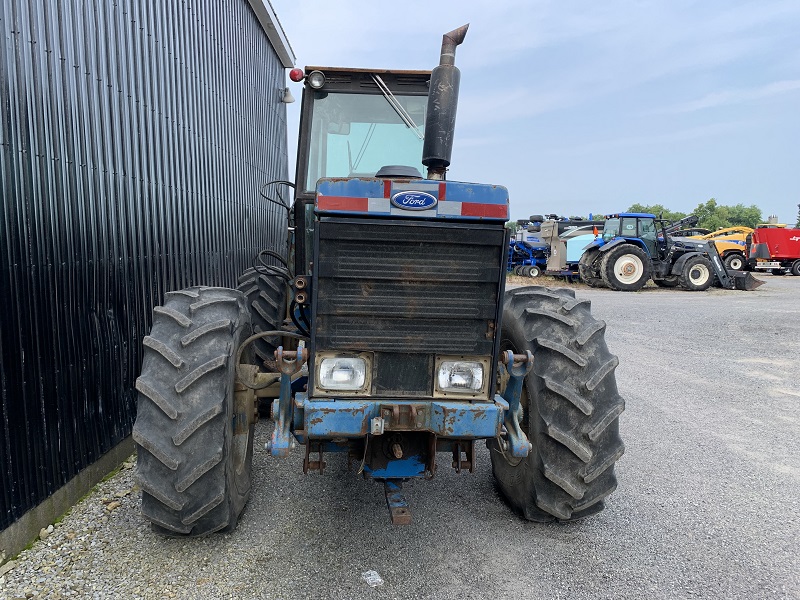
436;359;485;394
307;70;326;89
317;355;368;391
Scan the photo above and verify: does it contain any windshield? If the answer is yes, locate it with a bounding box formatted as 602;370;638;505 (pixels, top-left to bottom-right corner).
602;218;620;242
304;91;428;193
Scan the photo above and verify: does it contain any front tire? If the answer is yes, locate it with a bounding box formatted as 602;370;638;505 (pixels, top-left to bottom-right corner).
134;287;254;536
490;287;625;521
680;256;714;291
600;245;651;291
791;260;800;276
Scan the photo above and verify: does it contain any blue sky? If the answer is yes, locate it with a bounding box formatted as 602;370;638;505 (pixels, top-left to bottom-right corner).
270;1;799;224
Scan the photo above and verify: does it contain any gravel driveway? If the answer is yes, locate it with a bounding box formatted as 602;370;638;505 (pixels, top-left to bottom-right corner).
2;275;798;599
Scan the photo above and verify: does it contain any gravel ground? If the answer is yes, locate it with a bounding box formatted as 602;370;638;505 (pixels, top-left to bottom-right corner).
2;275;798;600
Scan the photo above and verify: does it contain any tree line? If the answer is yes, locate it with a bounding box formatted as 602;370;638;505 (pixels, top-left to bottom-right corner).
508;199;798;232
624;199;766;229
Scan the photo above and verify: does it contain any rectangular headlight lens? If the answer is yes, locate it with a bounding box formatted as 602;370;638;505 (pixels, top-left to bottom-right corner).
436;360;484;393
318;356;367;391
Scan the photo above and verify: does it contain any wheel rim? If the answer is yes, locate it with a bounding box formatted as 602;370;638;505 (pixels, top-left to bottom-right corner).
529;266;540;277
689;264;710;285
729;256;743;270
614;254;645;285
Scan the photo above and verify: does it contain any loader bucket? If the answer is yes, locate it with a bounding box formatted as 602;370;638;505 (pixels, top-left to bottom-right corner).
733;272;764;290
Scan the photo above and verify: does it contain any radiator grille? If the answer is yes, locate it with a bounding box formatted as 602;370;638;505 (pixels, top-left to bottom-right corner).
313;219;505;396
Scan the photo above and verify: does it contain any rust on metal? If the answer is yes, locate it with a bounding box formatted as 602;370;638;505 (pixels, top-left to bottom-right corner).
384;480;412;525
500;352;533;366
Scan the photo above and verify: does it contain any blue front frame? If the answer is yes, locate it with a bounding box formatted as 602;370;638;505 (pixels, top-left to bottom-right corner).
293;394;509;441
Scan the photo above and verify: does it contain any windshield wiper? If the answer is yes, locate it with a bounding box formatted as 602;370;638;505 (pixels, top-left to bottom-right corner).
371;74;424;140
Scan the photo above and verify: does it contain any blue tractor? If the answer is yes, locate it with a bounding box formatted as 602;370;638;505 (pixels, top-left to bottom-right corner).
133;26;625;533
579;213;760;291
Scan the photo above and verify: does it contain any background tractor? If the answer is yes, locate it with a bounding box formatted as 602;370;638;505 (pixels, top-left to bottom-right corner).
579;213;762;291
132;26;625;534
680;226;754;271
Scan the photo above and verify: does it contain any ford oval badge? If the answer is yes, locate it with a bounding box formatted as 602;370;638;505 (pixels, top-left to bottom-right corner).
390;190;438;211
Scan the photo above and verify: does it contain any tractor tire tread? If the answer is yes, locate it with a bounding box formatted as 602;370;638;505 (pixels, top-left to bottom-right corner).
237;267;287;363
579;249;604;288
135;287;252;536
490;286;625;522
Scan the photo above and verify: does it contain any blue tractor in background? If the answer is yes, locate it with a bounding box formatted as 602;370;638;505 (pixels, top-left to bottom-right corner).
578;213;761;291
133;26;625;534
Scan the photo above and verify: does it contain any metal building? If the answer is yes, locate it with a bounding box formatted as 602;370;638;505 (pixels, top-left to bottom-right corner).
0;0;294;546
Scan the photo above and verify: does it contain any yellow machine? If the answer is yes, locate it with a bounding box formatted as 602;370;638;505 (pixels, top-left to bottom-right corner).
689;227;753;271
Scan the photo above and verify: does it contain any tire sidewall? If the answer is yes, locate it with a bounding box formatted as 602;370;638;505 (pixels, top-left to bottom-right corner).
724;253;745;271
225;309;256;528
601;245;651;291
681;256;713;290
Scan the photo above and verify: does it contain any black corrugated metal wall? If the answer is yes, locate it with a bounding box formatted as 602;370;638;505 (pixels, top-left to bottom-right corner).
0;0;289;529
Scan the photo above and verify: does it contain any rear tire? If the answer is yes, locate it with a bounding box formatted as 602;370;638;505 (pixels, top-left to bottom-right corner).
578;249;604;288
680;256;714;291
600;245;651;291
791;260;800;276
490;287;625;522
134;287;254;536
237;267;288;366
723;253;745;271
528;265;541;278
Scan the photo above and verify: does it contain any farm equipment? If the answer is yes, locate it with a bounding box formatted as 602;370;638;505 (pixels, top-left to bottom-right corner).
579;213;762;291
538;216;604;278
747;226;800;275
507;218;548;277
680;226;754;271
133;26;625;535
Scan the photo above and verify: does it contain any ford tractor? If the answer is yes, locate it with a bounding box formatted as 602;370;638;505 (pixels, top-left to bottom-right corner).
133;26;625;534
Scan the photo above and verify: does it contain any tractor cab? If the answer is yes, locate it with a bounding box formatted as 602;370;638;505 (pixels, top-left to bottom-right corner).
595;213;660;257
290;67;433;275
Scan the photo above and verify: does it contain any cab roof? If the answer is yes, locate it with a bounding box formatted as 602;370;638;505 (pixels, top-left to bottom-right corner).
605;213;656;219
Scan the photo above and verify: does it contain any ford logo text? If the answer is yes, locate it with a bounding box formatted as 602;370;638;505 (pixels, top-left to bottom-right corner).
390;190;438;211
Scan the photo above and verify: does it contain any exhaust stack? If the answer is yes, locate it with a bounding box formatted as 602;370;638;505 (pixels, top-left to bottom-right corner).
422;24;469;180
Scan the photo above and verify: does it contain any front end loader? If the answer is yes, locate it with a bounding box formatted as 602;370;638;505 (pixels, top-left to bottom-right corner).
133;25;625;534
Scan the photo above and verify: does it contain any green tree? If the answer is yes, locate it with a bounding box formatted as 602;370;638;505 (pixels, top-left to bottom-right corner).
726;203;763;228
627;203;687;223
693;198;762;229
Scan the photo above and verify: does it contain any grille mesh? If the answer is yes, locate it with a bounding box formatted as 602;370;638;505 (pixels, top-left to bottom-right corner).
314;219;505;357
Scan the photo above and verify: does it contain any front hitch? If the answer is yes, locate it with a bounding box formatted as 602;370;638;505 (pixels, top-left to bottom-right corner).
500;350;533;458
267;345;308;457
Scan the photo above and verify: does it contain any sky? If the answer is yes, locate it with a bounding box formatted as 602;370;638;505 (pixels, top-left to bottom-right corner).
269;0;800;224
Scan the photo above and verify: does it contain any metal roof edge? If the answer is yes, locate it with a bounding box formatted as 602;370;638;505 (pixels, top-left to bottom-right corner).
247;0;296;68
